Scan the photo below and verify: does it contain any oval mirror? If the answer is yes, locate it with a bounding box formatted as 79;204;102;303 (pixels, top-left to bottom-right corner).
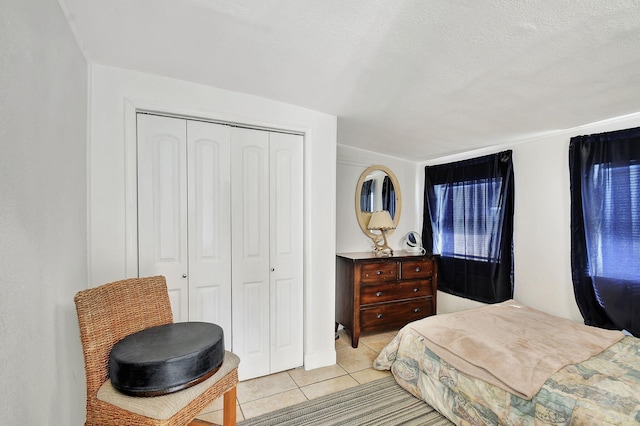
355;165;402;239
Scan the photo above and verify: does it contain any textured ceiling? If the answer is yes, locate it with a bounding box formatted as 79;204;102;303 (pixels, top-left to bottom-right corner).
60;0;640;160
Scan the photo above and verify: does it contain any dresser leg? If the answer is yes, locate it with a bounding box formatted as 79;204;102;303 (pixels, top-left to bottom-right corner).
352;330;360;348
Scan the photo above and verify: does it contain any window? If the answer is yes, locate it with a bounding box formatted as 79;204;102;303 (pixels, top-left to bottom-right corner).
432;178;502;261
586;163;640;281
569;126;640;336
360;179;375;212
423;151;514;304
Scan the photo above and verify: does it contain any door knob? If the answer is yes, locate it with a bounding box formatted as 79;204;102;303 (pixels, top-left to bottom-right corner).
182;274;187;278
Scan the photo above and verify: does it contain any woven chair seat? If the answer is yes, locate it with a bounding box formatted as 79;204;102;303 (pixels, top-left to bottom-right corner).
109;322;225;396
99;352;239;420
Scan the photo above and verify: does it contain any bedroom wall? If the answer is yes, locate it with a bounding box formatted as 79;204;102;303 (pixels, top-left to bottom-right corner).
336;145;422;253
88;64;338;371
336;112;640;323
0;1;88;424
421;112;640;322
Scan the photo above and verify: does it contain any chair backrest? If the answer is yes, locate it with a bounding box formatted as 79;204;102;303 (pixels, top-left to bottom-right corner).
74;276;174;399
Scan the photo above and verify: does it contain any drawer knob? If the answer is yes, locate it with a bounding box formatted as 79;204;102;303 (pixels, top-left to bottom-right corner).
413;288;419;292
376;270;383;275
414;308;421;313
375;291;382;297
415;267;421;272
376;313;383;319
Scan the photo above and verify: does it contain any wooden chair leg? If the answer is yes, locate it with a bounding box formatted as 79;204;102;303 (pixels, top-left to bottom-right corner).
187;386;237;426
223;386;237;426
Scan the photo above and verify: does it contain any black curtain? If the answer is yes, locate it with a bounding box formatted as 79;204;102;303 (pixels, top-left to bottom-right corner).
361;180;374;212
381;176;396;218
569;127;640;336
422;151;514;303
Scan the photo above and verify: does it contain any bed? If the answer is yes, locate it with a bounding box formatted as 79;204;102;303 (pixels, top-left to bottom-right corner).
373;300;640;425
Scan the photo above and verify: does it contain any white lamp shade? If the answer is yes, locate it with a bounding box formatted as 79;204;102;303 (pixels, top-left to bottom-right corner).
367;210;395;230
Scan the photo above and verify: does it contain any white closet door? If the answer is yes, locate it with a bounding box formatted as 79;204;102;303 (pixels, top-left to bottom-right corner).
137;114;188;321
187;120;232;347
231;127;271;380
139;114;303;380
269;132;304;373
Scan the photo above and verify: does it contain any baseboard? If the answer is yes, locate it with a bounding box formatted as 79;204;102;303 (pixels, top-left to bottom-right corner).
303;348;336;371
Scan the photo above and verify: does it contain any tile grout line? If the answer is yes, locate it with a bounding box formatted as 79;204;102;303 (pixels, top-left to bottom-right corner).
197;329;399;422
236;335;389;419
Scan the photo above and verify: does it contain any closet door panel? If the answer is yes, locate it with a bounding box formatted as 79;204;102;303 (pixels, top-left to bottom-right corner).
167;288;185;322
269;132;304;372
137;114;188;321
187;120;232;347
231;127;271;380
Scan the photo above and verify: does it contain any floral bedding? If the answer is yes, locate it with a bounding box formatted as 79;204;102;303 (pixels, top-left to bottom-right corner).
374;329;640;425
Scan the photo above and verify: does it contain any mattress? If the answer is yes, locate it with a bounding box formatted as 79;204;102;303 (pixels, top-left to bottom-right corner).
375;327;640;425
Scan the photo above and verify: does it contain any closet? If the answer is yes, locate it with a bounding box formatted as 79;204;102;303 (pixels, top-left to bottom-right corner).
137;113;303;380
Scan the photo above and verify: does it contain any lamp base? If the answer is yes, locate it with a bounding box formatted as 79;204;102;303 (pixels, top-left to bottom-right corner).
370;232;394;257
373;247;393;257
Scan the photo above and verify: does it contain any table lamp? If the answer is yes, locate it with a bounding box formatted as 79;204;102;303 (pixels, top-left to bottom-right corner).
367;210;395;256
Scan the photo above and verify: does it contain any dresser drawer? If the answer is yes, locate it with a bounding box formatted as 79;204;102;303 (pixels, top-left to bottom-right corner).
360;262;398;283
360;298;434;330
360;279;433;305
401;259;433;280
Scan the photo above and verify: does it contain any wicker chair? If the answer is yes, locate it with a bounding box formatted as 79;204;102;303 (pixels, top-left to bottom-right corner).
74;276;239;426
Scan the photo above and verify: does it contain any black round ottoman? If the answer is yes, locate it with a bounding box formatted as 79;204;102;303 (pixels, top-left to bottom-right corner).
109;322;225;396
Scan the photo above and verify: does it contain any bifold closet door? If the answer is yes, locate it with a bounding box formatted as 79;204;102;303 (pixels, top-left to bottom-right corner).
137;114;189;320
231;128;303;380
269;132;304;374
186;120;231;343
137;114;232;347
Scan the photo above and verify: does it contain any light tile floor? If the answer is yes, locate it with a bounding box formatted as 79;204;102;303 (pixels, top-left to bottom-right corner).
196;328;399;423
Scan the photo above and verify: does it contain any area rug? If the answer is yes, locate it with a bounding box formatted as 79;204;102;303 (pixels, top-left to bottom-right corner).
237;376;453;426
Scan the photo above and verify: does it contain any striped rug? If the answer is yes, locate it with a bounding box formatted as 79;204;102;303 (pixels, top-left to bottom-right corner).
238;376;453;426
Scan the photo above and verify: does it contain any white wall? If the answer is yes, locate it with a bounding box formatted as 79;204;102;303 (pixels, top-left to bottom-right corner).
336;145;421;253
88;64;338;371
0;1;88;425
420;112;640;321
337;112;640;323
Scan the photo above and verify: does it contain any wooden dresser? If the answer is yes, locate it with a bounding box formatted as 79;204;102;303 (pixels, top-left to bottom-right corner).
336;251;438;348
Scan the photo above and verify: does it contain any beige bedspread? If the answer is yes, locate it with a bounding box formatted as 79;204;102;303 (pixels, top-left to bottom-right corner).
406;299;624;399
